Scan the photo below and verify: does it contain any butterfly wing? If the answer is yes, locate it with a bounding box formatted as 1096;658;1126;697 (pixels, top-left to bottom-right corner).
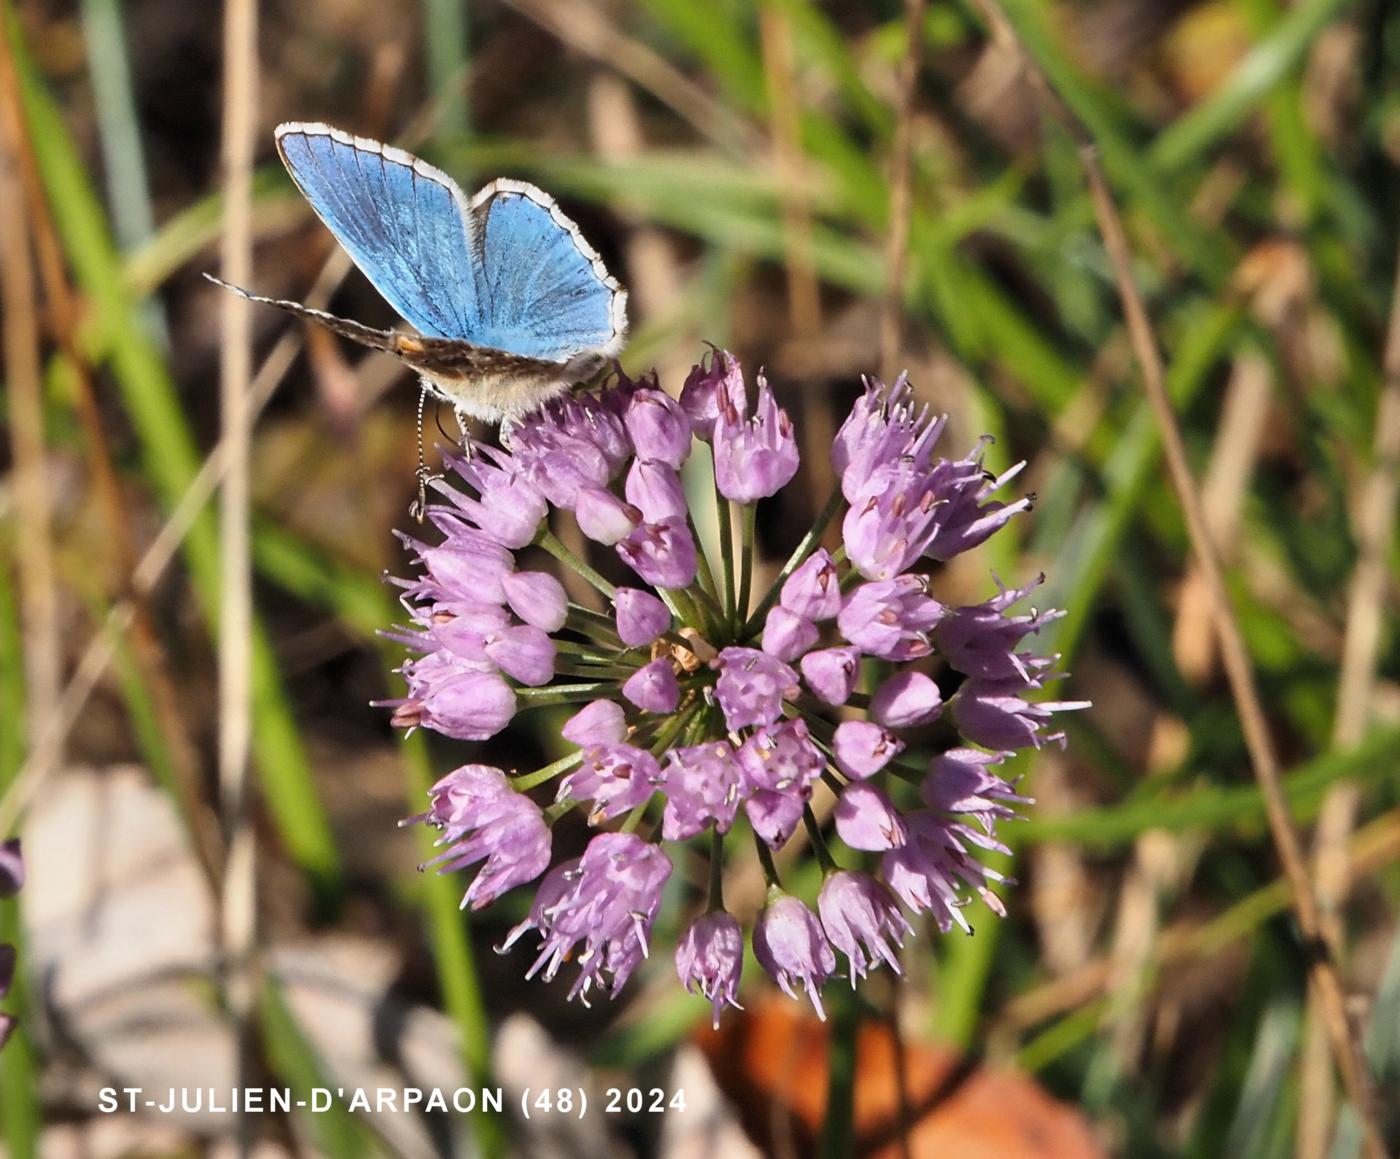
467;179;627;362
275;122;483;341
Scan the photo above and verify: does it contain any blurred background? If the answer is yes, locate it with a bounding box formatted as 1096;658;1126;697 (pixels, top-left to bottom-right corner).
1;0;1398;1155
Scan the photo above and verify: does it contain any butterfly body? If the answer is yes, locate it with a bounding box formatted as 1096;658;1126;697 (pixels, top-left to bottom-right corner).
211;123;627;425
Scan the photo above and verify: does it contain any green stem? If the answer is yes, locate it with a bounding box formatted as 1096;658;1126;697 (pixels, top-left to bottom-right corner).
801;805;838;873
742;483;843;637
544;797;578;822
516;682;611;708
659;586;707;637
690;513;721;601
564;604;624;646
736;502;756;628
538;529;616;600
621;794;655;832
513;750;584;792
708;827;725;911
754;833;782;888
716;483;737;626
819;989;859;1159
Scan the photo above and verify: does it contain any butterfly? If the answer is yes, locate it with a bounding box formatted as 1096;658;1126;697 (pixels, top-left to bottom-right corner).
207;122;628;426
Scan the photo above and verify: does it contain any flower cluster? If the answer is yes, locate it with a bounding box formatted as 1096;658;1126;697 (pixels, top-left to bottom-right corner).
388;353;1086;1024
0;839;23;1051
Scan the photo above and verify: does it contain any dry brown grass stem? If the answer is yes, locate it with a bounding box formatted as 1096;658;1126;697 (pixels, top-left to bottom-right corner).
217;0;260;1137
0;23;61;759
1080;154;1387;1159
878;0;928;384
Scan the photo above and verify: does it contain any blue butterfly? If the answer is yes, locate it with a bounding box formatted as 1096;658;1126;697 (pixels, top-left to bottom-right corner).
208;122;628;425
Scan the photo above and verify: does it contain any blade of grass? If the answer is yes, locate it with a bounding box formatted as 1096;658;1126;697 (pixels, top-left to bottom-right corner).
1148;0;1355;176
0;570;38;1159
398;724;506;1158
1017;720;1400;850
420;0;469;137
260;977;376;1157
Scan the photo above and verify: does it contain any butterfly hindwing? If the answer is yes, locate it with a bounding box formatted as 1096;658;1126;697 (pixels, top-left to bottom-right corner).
469;180;627;361
275;123;482;341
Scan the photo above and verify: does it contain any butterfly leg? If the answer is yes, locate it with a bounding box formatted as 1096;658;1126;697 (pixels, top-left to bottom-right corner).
451;403;477;461
409;381;447;523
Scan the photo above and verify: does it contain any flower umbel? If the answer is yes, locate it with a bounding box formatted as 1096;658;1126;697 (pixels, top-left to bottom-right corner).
391;357;1085;1019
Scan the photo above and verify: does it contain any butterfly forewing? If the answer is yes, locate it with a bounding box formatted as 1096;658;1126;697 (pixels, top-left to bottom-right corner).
276;124;482;341
469;181;626;361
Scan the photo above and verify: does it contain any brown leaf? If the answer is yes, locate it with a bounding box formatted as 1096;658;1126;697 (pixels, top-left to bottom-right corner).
697;997;1105;1159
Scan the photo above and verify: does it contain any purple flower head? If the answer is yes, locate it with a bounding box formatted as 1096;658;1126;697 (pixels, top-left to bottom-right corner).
661;742;743;840
509;412;618;509
404;523;514;605
818;871;911;984
799;645;861;706
833;374;946;500
412;765;551;910
761;605;818;662
736;721;820;850
617;517;698;589
869;671;943;730
832;719;904;779
714;373;799;503
625;388;692;468
933;575;1064;680
561;743;661;824
501;571;568;633
614;588;672;647
562;699;627;747
503;832;672;1004
781;549;843;622
745;789;807;849
834;782;908;851
713;647;799;731
753;893;836;1019
922;448;1033;563
838;575;944;661
390;349;1083;1016
622;657;682;714
432;447;547;549
881;810;1009;933
676;912;744;1028
679;348;746;439
922;748;1030;836
394;660;516;741
736;718;823;794
842;461;949;581
951;678;1090;750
